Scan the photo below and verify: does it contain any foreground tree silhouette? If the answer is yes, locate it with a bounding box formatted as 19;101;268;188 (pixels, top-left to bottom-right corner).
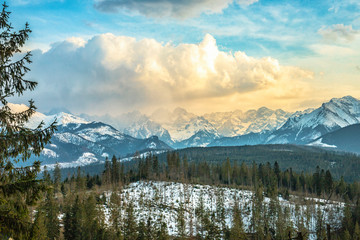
0;2;56;238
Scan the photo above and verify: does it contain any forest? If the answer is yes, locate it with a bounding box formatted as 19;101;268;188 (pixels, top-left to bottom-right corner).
18;152;360;240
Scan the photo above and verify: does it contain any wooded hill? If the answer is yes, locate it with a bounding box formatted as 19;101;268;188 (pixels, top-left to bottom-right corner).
58;144;360;182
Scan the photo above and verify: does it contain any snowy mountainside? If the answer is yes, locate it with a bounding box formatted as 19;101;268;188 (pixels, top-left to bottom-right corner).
204;107;292;137
208;131;271;147
87;106;291;147
123;118;173;145
6;104;172;168
7;103;89;129
38;120;172;169
103;181;344;239
82;111;173;145
267;96;360;144
173;130;219;148
151;107;219;143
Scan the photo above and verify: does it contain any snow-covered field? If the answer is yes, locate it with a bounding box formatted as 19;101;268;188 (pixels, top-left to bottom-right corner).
103;181;344;239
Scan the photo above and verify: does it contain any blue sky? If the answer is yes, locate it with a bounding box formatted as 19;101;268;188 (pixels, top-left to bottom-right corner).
7;0;360;115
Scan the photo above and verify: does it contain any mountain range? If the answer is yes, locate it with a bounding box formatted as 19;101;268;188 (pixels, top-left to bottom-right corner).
8;104;172;169
84;105;292;148
11;95;360;169
83;95;360;151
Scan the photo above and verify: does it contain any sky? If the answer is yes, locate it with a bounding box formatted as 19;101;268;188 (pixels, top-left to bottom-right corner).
7;0;360;115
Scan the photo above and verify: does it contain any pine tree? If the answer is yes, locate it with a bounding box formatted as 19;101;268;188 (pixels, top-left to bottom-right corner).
109;192;123;238
229;198;246;240
137;219;146;240
216;189;227;237
75;167;85;191
177;202;186;239
43;193;60;240
342;203;353;234
156;217;169;240
124;202;138;240
343;229;351;240
53;162;61;194
30;209;48;240
64;195;83;240
146;216;154;240
0;2;57;237
315;207;326;240
103;157;111;185
354;222;360;240
83;194;103;239
324;170;333;196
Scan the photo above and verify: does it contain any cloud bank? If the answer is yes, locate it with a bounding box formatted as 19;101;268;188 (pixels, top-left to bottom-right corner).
319;24;359;42
26;33;312;114
94;0;258;18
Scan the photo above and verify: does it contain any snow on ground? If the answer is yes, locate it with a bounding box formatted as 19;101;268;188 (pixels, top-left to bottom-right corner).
41;148;59;158
103;181;344;239
308;138;337;148
120;151;167;162
42;152;102;170
77;125;124;142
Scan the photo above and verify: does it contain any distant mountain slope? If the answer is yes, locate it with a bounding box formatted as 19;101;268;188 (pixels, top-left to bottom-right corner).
308;124;360;154
267;96;360;144
85;106;292;147
204;107;292;137
152;108;219;142
45;120;171;168
7;104;172;168
208;131;271;147
173;130;219;149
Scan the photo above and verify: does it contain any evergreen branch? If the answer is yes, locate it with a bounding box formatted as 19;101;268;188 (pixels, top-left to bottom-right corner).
0;99;37;127
0;122;57;162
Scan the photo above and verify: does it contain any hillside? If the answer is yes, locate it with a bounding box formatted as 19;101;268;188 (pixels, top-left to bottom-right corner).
309;124;360;154
156;145;360;181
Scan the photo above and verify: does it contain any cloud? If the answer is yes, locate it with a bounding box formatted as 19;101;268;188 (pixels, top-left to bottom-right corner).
310;44;356;56
318;24;360;42
11;0;63;5
24;33;312;115
94;0;258;18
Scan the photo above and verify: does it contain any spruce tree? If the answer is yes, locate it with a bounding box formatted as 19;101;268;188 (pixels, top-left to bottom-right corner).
354;222;360;240
43;193;60;240
109;192;123;238
53;162;61;194
30;209;48;240
229;198;246;240
0;2;56;238
177;202;186;239
124;202;138;240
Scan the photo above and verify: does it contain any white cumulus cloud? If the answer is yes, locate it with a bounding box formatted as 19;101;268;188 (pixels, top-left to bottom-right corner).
24;33;312;115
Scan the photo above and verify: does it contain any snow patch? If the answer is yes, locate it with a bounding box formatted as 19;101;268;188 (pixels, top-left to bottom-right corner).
103;181;344;239
308;138;337;148
42;152;100;170
147;142;157;149
41;148;58;158
120;151;167;162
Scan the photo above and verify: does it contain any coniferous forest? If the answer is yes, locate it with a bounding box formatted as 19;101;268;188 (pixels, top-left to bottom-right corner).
27;153;360;240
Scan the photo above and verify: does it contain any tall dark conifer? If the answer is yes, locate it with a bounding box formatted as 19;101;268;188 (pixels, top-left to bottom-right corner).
0;2;56;237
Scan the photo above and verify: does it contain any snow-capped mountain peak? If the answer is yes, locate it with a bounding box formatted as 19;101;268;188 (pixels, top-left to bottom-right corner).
267;96;360;144
55;112;89;126
7;103;31;113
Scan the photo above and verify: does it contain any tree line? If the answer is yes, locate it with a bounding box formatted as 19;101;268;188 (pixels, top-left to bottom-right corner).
22;153;360;239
